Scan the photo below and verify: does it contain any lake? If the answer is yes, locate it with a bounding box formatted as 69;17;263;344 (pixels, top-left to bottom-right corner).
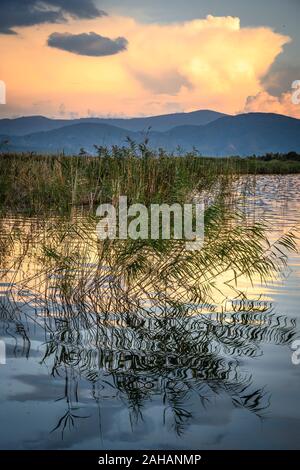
0;175;300;450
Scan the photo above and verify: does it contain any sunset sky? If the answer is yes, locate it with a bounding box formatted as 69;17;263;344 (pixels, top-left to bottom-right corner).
0;0;300;119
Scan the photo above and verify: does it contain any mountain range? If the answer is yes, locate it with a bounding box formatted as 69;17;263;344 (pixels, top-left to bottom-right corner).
1;110;300;156
0;110;225;135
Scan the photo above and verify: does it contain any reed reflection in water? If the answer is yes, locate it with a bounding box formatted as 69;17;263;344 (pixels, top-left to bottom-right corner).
0;176;299;449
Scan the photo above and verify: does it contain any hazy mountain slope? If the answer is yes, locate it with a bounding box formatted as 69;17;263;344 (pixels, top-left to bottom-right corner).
0;123;140;154
99;109;227;132
165;113;300;156
1;112;300;156
0;116;64;136
0;110;226;136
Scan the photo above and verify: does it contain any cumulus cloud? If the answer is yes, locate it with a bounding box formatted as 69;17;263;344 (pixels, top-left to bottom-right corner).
0;0;106;35
48;31;128;56
244;60;300;119
133;70;192;95
244;90;300;119
261;63;300;97
0;14;293;117
119;15;290;114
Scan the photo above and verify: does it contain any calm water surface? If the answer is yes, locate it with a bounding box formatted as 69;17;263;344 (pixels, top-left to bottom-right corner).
0;175;300;449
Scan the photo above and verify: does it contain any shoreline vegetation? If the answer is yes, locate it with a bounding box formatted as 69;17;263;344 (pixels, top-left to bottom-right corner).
0;148;298;414
1;148;300;213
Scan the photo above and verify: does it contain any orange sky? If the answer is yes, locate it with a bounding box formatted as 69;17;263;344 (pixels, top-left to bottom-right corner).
0;14;299;118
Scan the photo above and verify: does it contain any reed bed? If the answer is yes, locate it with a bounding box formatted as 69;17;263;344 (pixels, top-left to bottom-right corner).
1;149;300;213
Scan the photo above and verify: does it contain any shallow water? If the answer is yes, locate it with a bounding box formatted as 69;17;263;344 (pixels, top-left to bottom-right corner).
0;175;300;450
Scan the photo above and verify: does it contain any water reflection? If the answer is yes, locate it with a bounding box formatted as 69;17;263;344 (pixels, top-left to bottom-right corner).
0;294;297;441
0;175;300;448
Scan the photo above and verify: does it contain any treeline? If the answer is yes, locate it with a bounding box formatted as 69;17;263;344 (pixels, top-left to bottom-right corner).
245;152;300;162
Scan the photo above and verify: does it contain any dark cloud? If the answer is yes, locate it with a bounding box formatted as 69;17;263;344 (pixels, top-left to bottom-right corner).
47;32;128;57
262;62;300;96
0;0;106;35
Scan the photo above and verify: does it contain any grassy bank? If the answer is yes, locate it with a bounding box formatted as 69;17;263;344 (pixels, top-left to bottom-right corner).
0;150;300;212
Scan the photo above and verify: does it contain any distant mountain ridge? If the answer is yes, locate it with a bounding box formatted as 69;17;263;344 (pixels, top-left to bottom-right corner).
0;110;226;136
1;111;300;157
165;113;300;156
